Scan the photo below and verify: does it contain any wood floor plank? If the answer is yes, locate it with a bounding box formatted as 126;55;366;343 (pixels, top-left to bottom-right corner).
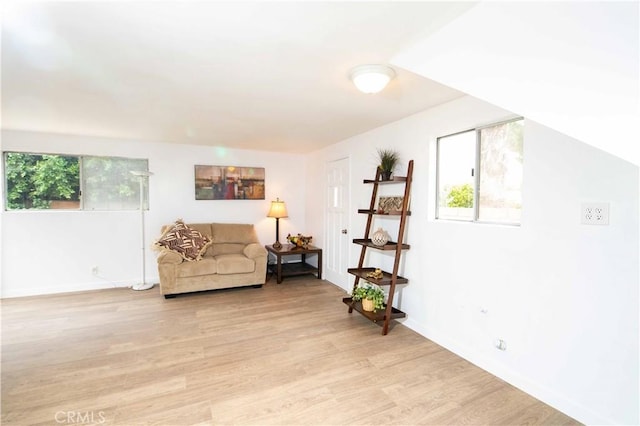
1;277;581;425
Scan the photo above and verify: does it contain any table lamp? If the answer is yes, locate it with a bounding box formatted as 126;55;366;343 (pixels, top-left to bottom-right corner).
267;197;288;249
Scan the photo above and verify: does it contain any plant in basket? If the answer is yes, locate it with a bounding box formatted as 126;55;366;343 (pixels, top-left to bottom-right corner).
351;282;385;312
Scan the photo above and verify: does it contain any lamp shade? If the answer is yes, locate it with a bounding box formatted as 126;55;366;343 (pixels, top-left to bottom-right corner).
350;64;396;94
267;198;288;218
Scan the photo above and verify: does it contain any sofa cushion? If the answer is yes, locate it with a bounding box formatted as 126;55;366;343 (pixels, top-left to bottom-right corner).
211;243;246;256
216;254;255;275
155;220;212;261
210;223;258;244
176;258;217;278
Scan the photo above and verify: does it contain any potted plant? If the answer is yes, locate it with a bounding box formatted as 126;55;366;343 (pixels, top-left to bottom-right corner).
377;148;399;181
351;282;385;312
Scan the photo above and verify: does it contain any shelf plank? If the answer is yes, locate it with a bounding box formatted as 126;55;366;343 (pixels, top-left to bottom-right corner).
277;262;318;276
363;177;407;184
357;209;411;216
342;297;406;322
347;267;408;285
352;238;410;250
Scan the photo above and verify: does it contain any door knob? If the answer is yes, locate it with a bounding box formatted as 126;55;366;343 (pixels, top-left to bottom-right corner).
341;229;347;234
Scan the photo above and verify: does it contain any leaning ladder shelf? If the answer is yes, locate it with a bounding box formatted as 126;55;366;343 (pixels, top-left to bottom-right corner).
342;159;413;335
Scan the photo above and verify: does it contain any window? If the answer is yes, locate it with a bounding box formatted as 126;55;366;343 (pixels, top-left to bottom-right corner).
82;156;149;210
436;118;523;224
4;152;149;211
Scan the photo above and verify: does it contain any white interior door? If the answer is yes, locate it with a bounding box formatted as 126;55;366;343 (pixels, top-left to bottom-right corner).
325;157;350;289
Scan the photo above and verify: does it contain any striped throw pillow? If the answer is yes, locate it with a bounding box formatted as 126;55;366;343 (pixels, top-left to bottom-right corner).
155;220;212;261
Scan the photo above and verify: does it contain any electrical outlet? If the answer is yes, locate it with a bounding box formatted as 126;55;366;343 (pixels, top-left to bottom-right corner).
91;266;99;276
581;202;609;225
494;339;507;351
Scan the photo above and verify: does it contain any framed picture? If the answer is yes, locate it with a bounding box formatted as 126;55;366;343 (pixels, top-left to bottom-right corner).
195;165;265;200
378;196;404;213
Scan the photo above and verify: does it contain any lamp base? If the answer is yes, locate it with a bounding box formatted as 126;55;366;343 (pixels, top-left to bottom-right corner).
132;282;155;291
272;241;282;249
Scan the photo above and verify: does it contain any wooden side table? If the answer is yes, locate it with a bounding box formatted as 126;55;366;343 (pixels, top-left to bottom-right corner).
265;244;323;284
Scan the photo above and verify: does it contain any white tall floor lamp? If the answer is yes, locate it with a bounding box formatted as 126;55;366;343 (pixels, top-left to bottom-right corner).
130;170;154;291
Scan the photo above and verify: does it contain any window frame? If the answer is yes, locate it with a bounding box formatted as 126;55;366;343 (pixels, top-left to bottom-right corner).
436;117;524;225
3;151;150;212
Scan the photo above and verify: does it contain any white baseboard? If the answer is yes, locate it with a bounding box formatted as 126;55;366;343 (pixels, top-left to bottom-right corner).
0;276;160;298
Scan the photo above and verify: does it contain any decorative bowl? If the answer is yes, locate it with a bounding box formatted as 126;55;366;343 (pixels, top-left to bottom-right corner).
287;233;312;249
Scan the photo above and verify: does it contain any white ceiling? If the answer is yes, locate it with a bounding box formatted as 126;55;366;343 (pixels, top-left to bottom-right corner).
2;1;476;153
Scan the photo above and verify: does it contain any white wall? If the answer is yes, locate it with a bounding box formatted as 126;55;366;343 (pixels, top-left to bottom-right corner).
1;130;307;297
306;96;639;425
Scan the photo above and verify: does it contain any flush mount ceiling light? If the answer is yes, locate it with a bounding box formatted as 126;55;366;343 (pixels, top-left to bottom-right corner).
350;64;396;94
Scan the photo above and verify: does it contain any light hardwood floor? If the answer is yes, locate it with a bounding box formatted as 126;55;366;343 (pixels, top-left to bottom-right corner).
1;277;579;425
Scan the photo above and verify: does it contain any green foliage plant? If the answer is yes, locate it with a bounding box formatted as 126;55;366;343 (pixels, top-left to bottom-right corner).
5;153;79;209
377;148;399;173
446;183;474;208
351;282;385;312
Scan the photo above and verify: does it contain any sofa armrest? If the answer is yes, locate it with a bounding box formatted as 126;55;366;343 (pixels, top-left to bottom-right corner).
243;243;267;259
157;250;183;265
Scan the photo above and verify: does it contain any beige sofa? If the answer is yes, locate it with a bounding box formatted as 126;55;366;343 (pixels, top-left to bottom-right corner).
156;223;267;298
